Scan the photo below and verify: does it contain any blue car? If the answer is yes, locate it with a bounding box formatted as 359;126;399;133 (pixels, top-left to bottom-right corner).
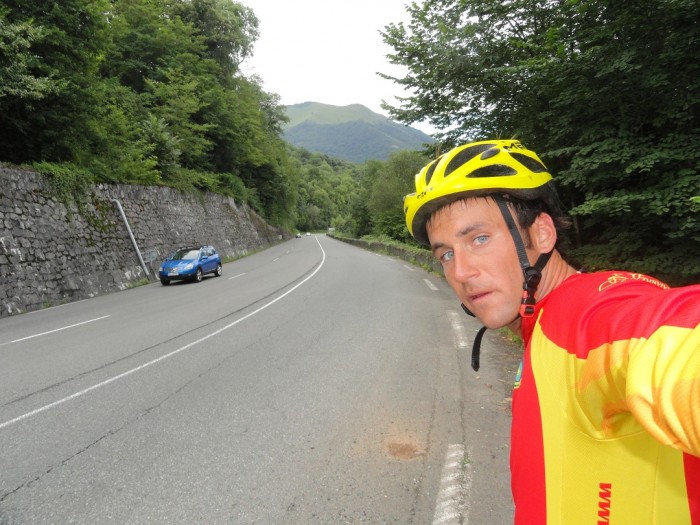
158;245;222;285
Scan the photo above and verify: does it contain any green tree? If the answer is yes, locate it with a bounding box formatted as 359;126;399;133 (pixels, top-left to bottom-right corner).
0;0;110;163
145;66;214;171
98;0;215;179
368;150;428;242
382;0;700;283
216;77;295;225
170;0;258;81
96;0;294;222
83;78;160;184
0;8;57;100
290;147;360;233
350;160;383;237
103;0;206;93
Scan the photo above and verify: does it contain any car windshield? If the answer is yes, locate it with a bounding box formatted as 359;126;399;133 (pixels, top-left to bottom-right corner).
170;249;200;260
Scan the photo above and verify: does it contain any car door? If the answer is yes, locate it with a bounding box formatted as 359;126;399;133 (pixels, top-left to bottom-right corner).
202;247;215;273
208;248;219;272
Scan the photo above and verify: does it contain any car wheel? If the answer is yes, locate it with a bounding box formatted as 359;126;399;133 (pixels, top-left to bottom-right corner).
215;263;222;277
193;268;203;283
160;279;170;286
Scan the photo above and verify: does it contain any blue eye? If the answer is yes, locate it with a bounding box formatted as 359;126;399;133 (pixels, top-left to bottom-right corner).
475;235;489;245
440;250;454;262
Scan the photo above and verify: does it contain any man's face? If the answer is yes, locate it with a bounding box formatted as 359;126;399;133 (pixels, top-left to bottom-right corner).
426;198;535;330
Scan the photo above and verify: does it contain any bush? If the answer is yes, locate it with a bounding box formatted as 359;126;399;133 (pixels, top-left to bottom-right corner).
32;161;94;211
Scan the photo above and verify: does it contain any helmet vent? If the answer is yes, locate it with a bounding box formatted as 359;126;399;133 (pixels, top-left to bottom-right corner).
510;152;548;173
443;143;494;177
480;147;500;160
423;158;441;185
468;164;518;178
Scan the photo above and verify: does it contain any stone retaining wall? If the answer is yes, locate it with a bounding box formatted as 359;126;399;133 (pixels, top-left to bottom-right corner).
0;167;288;317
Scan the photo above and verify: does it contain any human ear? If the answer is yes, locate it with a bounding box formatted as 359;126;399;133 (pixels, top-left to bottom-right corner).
531;212;557;253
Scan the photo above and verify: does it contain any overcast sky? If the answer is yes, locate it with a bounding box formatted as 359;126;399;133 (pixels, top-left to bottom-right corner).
239;0;434;133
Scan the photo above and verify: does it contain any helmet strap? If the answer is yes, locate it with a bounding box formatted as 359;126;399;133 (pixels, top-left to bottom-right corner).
493;196;551;318
459;303;484;371
471;326;488;371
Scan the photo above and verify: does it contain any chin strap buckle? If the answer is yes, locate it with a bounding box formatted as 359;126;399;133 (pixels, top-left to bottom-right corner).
520;291;536;317
519;266;541;318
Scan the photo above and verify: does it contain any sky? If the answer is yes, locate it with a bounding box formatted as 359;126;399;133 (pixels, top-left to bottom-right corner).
239;0;435;134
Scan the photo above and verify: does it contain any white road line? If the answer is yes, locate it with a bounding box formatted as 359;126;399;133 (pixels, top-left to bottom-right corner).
448;310;469;349
23;298;89;316
227;272;246;280
0;316;111;346
0;238;327;431
403;265;415;271
424;278;438;291
432;444;472;525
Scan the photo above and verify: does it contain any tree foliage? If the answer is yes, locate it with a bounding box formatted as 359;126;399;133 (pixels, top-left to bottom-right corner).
0;0;110;162
289;147;361;233
367;150;428;243
0;0;294;227
0;7;57;100
382;0;700;283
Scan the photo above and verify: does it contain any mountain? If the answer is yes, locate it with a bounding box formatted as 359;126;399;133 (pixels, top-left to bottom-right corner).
282;102;433;163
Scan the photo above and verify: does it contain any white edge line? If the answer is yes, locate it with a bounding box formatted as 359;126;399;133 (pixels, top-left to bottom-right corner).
424;278;438;291
432;444;471;525
227;272;246;280
1;316;111;346
0;238;326;431
448;311;469;349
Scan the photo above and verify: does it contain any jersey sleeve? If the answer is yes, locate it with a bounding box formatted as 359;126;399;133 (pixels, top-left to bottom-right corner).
623;288;700;455
539;274;700;455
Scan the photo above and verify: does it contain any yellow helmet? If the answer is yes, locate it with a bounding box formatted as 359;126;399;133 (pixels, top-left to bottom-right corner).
404;140;555;245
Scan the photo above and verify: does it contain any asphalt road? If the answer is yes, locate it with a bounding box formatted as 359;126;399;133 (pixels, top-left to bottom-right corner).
0;235;518;524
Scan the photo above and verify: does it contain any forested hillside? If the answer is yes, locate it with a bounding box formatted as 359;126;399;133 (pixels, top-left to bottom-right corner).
1;0;698;284
283;102;433;162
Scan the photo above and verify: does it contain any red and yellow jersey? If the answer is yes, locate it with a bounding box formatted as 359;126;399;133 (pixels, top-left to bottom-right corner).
513;271;700;524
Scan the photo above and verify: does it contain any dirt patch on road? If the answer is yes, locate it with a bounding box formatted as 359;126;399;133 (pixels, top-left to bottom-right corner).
384;440;426;460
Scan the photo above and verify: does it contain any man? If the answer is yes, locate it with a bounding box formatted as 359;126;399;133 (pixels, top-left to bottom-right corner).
403;139;700;524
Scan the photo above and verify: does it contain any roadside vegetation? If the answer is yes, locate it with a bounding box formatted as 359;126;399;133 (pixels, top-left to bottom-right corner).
379;0;700;285
0;0;697;285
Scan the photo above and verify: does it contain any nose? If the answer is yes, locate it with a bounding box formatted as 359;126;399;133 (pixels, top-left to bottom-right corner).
450;248;479;284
